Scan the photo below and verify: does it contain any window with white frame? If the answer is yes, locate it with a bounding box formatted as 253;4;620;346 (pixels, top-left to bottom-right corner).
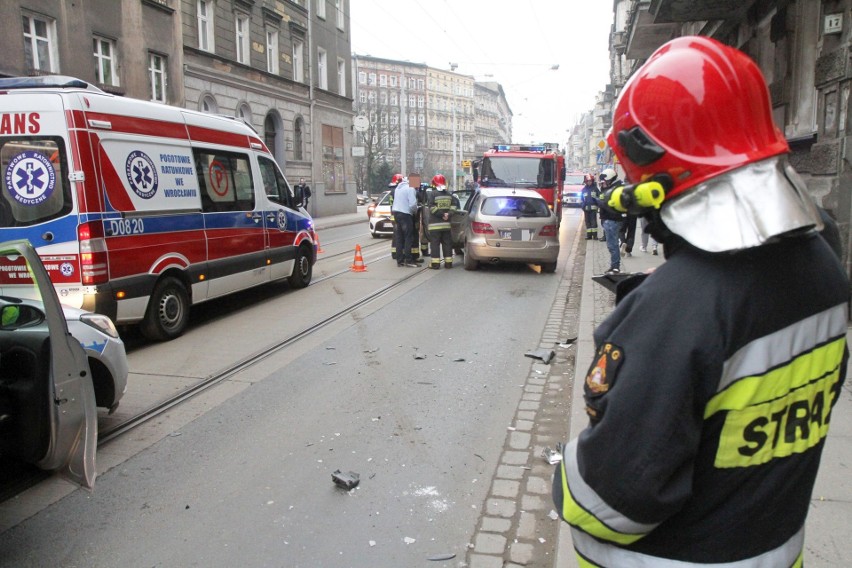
409;77;415;89
368;72;376;86
335;0;344;29
379;91;387;105
358;71;366;84
379;74;387;87
367;91;376;104
148;52;167;102
293;39;304;83
359;90;367;103
390;113;398;126
316;0;326;19
266;28;279;74
197;0;215;52
390;75;397;88
22;13;59;73
317;48;328;90
235;13;249;65
417;95;424;108
337;58;346;96
409;114;416;127
93;37;119;86
417;79;424;90
390;92;398;106
408;95;415;108
418;113;425;127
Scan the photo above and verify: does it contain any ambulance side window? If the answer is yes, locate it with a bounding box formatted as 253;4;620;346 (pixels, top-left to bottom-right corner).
194;149;255;212
0;137;72;228
258;156;293;208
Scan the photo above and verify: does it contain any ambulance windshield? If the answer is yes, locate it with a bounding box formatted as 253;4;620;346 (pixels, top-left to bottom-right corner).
0;138;72;228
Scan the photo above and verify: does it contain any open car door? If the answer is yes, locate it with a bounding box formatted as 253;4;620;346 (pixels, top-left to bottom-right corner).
0;240;97;488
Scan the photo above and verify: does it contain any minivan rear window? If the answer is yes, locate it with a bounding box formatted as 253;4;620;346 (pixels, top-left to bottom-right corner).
0;137;72;227
481;196;550;217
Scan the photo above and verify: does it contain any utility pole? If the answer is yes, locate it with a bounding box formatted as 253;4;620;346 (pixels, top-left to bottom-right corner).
450;63;458;191
400;66;407;175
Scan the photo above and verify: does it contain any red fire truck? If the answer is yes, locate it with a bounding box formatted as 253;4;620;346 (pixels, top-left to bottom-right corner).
472;144;565;220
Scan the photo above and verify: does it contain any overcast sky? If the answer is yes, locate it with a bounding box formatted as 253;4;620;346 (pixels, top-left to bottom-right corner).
349;0;614;147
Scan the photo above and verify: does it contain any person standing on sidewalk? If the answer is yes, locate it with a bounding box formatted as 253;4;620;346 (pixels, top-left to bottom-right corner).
580;174;600;240
390;176;418;267
596;168;625;274
553;36;849;567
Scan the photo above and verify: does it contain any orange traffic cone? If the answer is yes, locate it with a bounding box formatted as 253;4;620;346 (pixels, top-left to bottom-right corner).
350;244;367;272
316;234;325;254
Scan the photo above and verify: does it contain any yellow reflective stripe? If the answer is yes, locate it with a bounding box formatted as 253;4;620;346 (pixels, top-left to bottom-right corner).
705;337;845;419
559;461;645;546
715;370;839;468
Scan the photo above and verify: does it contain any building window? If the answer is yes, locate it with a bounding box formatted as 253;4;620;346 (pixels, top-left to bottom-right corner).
335;0;344;30
148;52;167;102
266;28;279;74
316;0;326;19
235;13;249;65
390;76;397;88
322;124;344;193
358;71;366;84
418;113;425;127
22;13;58;73
294;117;304;161
197;0;215;52
368;72;376;86
264;113;278;156
379;91;387;105
317;48;328;90
379;74;387;87
417;95;424;108
200;94;218;113
337;58;346;96
359;90;367;103
93;37;119;86
237;102;252;126
293;39;304;83
390;92;398;106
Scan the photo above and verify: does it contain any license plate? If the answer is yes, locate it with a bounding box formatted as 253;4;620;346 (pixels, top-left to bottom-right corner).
499;229;532;240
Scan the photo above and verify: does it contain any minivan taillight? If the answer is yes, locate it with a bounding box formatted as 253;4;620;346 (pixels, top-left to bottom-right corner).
78;222;108;284
472;221;495;235
539;225;558;237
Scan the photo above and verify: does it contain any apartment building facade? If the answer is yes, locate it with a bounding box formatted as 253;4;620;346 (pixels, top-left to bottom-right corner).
1;0;355;217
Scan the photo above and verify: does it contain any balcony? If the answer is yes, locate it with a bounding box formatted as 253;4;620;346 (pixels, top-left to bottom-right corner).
625;1;679;61
649;0;758;22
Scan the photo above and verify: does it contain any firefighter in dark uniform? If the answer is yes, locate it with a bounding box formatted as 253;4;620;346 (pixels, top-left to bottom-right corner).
416;183;431;259
553;36;849;567
580;173;599;240
425;174;459;269
388;173;403;261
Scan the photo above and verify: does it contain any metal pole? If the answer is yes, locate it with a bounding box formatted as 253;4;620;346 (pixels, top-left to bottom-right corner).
400;67;407;175
452;100;457;191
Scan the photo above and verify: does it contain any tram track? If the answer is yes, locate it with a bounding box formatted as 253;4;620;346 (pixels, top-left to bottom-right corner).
98;263;424;443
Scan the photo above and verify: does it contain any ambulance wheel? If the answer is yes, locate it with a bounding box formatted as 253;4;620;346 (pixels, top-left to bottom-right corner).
288;244;312;289
141;276;189;341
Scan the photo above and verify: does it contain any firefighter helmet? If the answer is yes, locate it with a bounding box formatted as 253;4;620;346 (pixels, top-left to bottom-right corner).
583;173;595;184
389;173;404;187
431;174;447;189
599;168;618;189
607;36;788;202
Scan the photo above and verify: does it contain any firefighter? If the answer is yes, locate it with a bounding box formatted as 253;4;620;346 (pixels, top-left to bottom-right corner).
553;36;849;566
388;173;403;261
415;182;431;260
425;174;459;269
580;173;599;240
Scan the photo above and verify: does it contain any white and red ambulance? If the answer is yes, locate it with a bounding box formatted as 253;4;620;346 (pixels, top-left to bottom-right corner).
0;76;317;341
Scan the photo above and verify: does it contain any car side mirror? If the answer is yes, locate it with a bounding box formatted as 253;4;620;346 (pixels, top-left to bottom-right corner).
0;304;45;330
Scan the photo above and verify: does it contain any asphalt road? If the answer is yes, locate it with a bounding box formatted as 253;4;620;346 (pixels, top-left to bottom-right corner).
0;211;584;567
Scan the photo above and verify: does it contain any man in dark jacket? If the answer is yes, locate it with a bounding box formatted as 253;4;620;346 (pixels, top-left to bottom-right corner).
596;168;625;274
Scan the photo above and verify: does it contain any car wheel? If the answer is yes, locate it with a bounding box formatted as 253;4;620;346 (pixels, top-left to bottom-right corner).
541;262;557;274
288;244;313;288
371;230;379;238
463;243;479;271
141;276;190;341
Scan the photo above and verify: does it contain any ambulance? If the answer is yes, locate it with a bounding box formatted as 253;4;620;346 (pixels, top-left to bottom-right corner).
0;76;317;341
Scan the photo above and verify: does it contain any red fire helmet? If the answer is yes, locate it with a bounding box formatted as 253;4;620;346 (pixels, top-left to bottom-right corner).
390;173;404;185
431;174;447;187
606;36;789;201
